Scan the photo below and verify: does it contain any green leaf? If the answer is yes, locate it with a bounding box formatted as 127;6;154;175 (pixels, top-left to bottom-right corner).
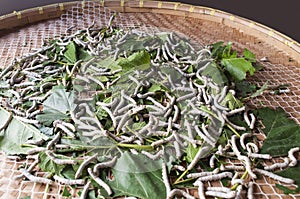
36;87;76;126
221;58;255;81
243;48;256;63
201;62;228;86
78;47;92;61
275;184;300;194
276;163;300;192
20;197;30;199
64;41;77;63
249;82;268;98
221;92;243;110
107;152;166;199
117;51;151;73
148;84;162;92
62;186;72;197
0;107;48;155
235;81;257;98
185;144;200;163
257;108;300;156
38;151;66;174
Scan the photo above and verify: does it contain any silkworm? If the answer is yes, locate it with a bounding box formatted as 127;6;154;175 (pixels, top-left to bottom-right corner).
235;185;243;199
0;64;13;78
223;114;246;131
96;102;117;128
248;152;271;160
162;162;171;195
14;116;39;124
25;139;45;146
288;147;299;167
75;153;98;179
194;125;214;146
151;134;174;147
243;111;251;127
87;76;105;90
222;165;245;171
7;89;20;99
264;157;289;170
188;171;216;179
141;150;163;160
249;113;256;129
78;117;103;129
80;180;91;199
226;106;245;116
194;172;233;182
231;135;241;157
172;165;186;172
167;189;195;199
46;132;61;150
207;186;232;193
205;190;236;198
53;174;85;185
121;90;137;105
0;112;12;131
196;181;206;199
26;147;46;155
45;150;77;165
209;154;216;168
247;181;254;199
19;168;52;184
78;103;95;116
187;146;210;171
87;168;112;195
93;157;117;174
240;133;251;150
178;133;202;146
245;142;259;153
238;155;256;179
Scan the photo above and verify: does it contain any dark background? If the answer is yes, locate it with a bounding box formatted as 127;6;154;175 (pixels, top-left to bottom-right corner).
0;0;299;42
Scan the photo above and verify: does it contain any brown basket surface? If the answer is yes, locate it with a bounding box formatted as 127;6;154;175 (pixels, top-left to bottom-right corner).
0;1;299;198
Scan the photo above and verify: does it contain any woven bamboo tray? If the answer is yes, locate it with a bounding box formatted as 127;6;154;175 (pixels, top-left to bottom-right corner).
0;1;299;198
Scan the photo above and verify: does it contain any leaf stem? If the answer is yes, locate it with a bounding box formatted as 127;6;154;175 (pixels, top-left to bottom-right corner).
226;123;241;137
230;170;248;190
117;143;154;151
174;169;189;184
43;182;50;199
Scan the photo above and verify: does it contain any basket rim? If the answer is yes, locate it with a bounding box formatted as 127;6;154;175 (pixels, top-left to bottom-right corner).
0;0;299;60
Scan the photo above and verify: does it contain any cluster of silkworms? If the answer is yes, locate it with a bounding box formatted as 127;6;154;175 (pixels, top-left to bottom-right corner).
1;16;299;199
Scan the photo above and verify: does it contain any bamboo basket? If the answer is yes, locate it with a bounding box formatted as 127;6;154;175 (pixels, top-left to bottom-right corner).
0;1;299;198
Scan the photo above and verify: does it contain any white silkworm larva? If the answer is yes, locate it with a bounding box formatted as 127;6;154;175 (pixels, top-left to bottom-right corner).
226;106;245;116
75;153;98;179
174;141;181;159
167;189;195;199
53;175;85;185
248;152;272;160
205;190;236;199
56;123;76;138
243;111;251;127
240;133;251;150
187;146;210;171
141;150;163;160
253;168;294;184
172;105;179;122
14;116;39;124
264;157;290;170
235;185;243;199
46;132;61;150
194;125;214;146
188;171;216;179
245;142;259;153
80;181;91;199
249;113;256;129
172;165;186;172
209;154;216;168
87;168;112;195
222;165;245;171
93;157;117;174
197;181;206;199
194;172;233;182
231;135;241;157
26;147;46;155
45;150;77;165
288;147;299;167
20;168;52;184
238;155;256;179
96;103;117;128
207;186;232;193
247;181;254;199
162;162;171;195
14;159;39;180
